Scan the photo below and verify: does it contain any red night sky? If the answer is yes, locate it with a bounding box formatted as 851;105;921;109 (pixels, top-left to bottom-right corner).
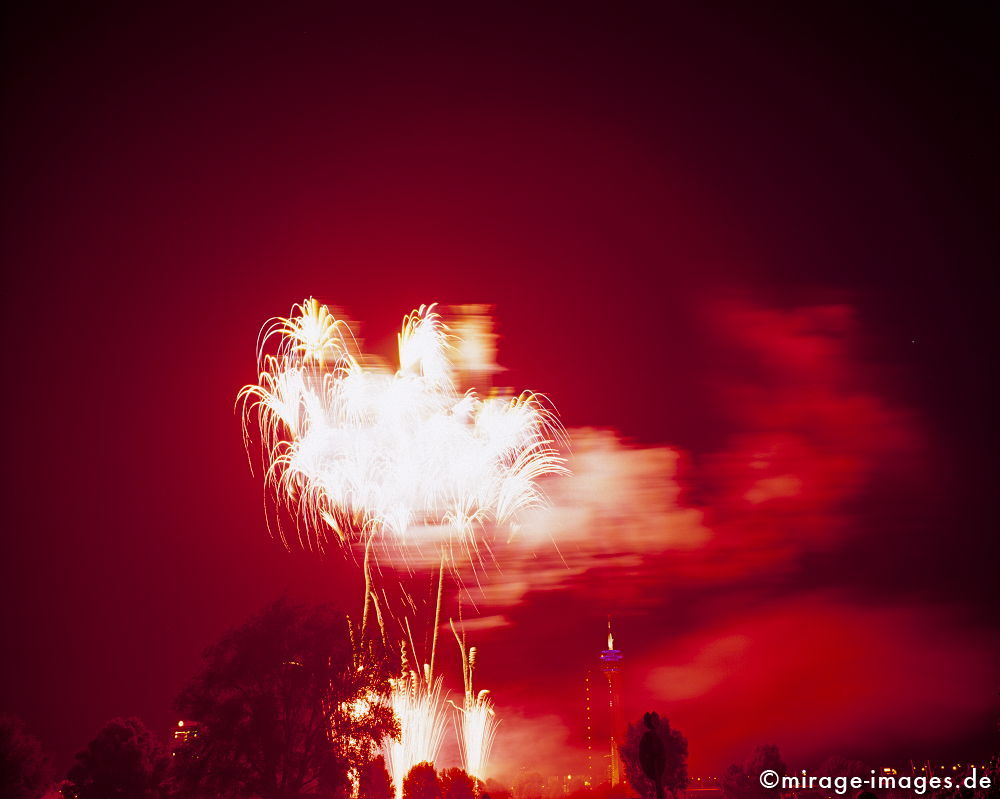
1;3;997;782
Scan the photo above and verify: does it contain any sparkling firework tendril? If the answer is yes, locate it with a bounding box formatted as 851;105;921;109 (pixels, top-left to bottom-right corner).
450;621;498;782
382;648;448;798
238;299;566;560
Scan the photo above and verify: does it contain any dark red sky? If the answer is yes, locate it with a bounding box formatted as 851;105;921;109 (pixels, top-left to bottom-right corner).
1;2;997;780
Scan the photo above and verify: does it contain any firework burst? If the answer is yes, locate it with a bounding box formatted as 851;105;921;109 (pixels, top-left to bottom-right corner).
238;299;566;560
239;298;566;780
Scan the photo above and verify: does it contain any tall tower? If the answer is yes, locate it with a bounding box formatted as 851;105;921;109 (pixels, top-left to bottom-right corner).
599;617;625;785
584;671;594;785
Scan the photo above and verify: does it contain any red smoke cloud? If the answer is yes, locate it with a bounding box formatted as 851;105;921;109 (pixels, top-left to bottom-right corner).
641;595;998;773
475;300;926;602
467;298;992;774
688;301;926;577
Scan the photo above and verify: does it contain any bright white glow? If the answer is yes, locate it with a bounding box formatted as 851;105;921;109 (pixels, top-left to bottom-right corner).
456;688;497;781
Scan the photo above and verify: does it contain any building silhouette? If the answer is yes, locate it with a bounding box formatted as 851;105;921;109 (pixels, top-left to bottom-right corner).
170;719;199;756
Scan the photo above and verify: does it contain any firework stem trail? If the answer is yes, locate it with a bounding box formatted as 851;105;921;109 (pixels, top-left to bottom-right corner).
430;548;446;679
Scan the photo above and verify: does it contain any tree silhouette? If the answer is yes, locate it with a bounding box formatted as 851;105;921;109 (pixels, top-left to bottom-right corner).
172;598;397;798
619;712;688;799
64;717;170;799
0;716;52;799
588;780;632;799
514;771;546;799
440;767;482;799
721;744;786;799
403;762;442;799
483;777;512;799
360;755;394;799
817;756;867;783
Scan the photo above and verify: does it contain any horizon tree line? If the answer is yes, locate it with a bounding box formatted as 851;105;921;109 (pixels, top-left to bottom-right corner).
7;598;991;799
